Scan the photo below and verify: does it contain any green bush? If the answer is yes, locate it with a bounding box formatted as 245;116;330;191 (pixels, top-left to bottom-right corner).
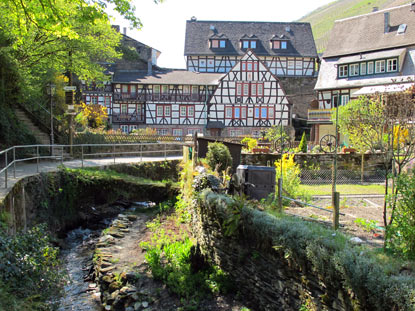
386;172;415;259
205;142;232;172
298;132;307;153
0;224;63;310
199;189;415;311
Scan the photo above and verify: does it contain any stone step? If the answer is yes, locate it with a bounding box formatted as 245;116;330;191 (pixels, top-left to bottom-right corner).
14;108;52;145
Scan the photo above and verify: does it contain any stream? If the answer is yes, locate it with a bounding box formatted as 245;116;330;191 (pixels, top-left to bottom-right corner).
57;226;104;311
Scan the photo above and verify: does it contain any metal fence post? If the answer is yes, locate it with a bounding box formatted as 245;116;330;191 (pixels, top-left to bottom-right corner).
333;191;340;230
81;145;84;168
164;144;167;160
113;145;116;164
5;152;7;188
277;178;283;211
36;146;39;173
13;148;16;178
61;146;64;165
140;144;143;162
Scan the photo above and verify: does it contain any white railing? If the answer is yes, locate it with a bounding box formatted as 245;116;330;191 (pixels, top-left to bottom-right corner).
0;143;184;189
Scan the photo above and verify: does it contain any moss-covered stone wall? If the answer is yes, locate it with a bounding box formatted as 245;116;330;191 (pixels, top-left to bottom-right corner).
0;161;179;234
190;190;415;311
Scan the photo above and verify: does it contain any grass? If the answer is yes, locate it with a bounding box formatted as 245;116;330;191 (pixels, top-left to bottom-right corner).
66;167;177;187
299;183;385;195
298;0;411;52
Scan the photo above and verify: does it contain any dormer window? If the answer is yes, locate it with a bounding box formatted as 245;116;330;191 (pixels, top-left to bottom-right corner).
210;39;226;48
241;40;256;49
271;40;287;49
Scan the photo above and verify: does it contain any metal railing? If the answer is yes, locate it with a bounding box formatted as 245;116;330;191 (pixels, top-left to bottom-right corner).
0;142;184;189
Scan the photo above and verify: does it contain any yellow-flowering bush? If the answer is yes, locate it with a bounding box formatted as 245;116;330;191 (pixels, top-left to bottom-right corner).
275;154;301;200
75;102;108;129
241;137;258;152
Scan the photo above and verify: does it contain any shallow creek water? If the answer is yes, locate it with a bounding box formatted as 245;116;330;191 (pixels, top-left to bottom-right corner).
57;226;103;311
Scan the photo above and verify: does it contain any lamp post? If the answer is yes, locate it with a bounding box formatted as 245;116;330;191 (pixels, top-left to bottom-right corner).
47;84;56;154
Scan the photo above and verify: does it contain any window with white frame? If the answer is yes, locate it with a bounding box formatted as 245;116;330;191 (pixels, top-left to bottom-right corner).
91;96;98;105
121;104;127;114
261;107;267;118
129;125;138;132
360;63;367;75
367;62;374;74
180;106;186;117
349;64;359;76
156;105;171;117
191;86;199;100
120;125;129;133
162;85;169;94
375;60;385;73
104;96;111;107
236;83;242;96
338;65;348;78
188;106;194;117
180;106;194;117
225;106;246;119
268;107;274;118
122;85;128;93
153;85;160;94
157;129;169;136
225;107;232;118
172;129;183;136
341;94;350;106
183;85;190;94
387;59;397;72
243;84;249;96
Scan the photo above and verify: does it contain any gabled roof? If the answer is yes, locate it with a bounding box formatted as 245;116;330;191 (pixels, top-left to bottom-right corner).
324;4;415;58
112;69;223;85
184;20;317;58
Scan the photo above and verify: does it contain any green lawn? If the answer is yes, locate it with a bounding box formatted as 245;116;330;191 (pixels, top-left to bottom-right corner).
299;184;385;195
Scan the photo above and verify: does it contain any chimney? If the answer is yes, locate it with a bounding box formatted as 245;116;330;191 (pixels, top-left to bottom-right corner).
123;27;127;35
372;6;378;12
147;56;152;76
384;12;390;33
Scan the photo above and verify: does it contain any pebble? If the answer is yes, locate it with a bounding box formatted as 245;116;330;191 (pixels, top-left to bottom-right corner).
89;283;97;288
105;305;111;311
142;301;149;308
134;302;141;310
350;237;364;244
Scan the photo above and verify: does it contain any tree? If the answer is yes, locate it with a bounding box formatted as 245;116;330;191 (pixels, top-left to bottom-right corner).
298;132;307;153
334;85;415;229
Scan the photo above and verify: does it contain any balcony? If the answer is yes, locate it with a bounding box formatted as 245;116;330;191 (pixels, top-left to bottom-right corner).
113;92;206;102
81;85;112;92
307;109;333;124
112;113;145;124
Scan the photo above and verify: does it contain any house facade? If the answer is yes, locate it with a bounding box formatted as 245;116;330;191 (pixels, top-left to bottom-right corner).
185;19;318;137
310;4;415;144
111;70;222;134
208;50;291;137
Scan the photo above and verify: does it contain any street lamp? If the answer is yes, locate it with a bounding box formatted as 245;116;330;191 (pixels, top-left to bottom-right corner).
47;84;56;153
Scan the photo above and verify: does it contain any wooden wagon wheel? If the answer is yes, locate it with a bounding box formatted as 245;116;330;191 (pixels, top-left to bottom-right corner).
320;134;337;153
273;137;291;153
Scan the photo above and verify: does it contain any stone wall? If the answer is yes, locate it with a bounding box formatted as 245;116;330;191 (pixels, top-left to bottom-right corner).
279;77;317;119
241;152;386;171
0;161;179;234
189;190;413;311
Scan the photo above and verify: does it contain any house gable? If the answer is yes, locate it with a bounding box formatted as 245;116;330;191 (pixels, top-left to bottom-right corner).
208;50;291;132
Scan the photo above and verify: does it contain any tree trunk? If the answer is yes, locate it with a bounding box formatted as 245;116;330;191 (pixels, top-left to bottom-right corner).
361;153;364;183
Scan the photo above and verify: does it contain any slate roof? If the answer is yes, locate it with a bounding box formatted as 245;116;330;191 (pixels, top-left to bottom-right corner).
315;47;415;91
324;4;415;58
184;20;317;58
112;69;223;85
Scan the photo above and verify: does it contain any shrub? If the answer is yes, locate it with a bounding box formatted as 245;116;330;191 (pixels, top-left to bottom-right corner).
205;142;232;172
298;132;307;153
241;137;258;152
386;172;415;259
275;154;301;200
0;224;63;310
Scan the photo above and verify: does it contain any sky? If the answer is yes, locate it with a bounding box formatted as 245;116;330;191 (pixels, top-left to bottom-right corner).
110;0;334;69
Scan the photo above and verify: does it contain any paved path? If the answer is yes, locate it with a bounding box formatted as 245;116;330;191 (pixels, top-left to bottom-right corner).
0;155;182;202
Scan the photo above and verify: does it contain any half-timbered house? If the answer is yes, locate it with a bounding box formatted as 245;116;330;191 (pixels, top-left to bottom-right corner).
185;19;318;137
208;50;291;137
184;19;317;76
111;69;222;134
311;4;415;144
